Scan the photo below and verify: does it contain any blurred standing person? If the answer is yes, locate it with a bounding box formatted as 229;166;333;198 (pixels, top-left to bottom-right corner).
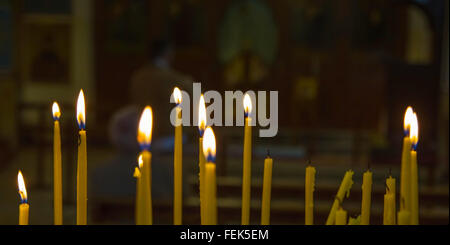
130;39;193;139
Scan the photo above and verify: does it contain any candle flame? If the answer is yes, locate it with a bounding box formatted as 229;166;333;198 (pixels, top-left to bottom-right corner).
17;171;27;203
243;93;252;117
137;106;153;150
52;102;61;120
403;106;414;136
202;126;216;162
77;89;86;130
173;87;182;105
410;112;419;150
138;154;143;169
198;94;206;136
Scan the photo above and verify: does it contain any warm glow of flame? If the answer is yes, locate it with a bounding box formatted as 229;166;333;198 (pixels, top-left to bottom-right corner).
410;112;419;147
202;127;216;161
404;106;414;134
77;89;86;129
198;94;206;134
17;171;27;202
138;106;153;148
173;87;182;105
138;154;143;168
52;102;61;120
243;93;252;115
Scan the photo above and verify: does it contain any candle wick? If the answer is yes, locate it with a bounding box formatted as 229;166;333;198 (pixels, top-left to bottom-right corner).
267;149;271;158
389;168;392;177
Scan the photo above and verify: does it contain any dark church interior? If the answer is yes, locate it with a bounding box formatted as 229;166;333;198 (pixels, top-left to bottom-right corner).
0;0;448;225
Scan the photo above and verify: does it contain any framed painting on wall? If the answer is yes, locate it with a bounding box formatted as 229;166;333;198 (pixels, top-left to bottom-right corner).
21;23;71;84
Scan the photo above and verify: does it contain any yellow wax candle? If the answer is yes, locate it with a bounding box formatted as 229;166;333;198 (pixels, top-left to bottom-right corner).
52;102;63;225
199;137;206;224
76;90;87;225
137;106;153;225
203;127;217;225
134;155;144;225
360;170;372;225
305;165;316;225
400;107;413;215
409;112;419;225
335;207;347;225
260;155;273;225
198;94;207;225
383;176;396;225
383;194;396;225
397;210;410;225
134;166;142;225
141;150;152;225
242;94;253;225
173;87;183;225
326;170;354;225
18;171;29;225
19;204;29;225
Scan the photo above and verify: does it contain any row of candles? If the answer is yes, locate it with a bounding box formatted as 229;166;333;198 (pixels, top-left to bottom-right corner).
16;88;420;225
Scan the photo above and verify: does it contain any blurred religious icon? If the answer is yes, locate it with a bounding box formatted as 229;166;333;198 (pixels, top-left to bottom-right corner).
167;0;205;46
291;57;320;128
104;0;148;54
405;4;433;65
290;0;334;49
29;32;69;84
218;0;278;86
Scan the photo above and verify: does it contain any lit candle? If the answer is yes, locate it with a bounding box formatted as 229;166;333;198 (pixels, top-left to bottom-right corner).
76;90;87;225
326;170;354;225
172;87;183;225
198;94;207;225
203;127;217;225
305;163;316;225
241;93;253;225
400;107;413;222
409;112;419;225
137;106;153;225
360;169;372;225
335;207;347;225
18;171;29;225
383;175;396;225
134;154;143;224
52;102;63;225
260;154;273;225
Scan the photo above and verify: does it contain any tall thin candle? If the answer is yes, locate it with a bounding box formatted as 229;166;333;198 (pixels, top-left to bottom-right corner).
260;154;273;225
203;127;217;225
305;164;316;225
18;171;29;225
198;94;207;225
360;169;372;225
173;87;183;225
410;112;419;225
76;90;87;225
137;106;153;225
400;107;413;224
241;93;253;225
52;102;63;225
